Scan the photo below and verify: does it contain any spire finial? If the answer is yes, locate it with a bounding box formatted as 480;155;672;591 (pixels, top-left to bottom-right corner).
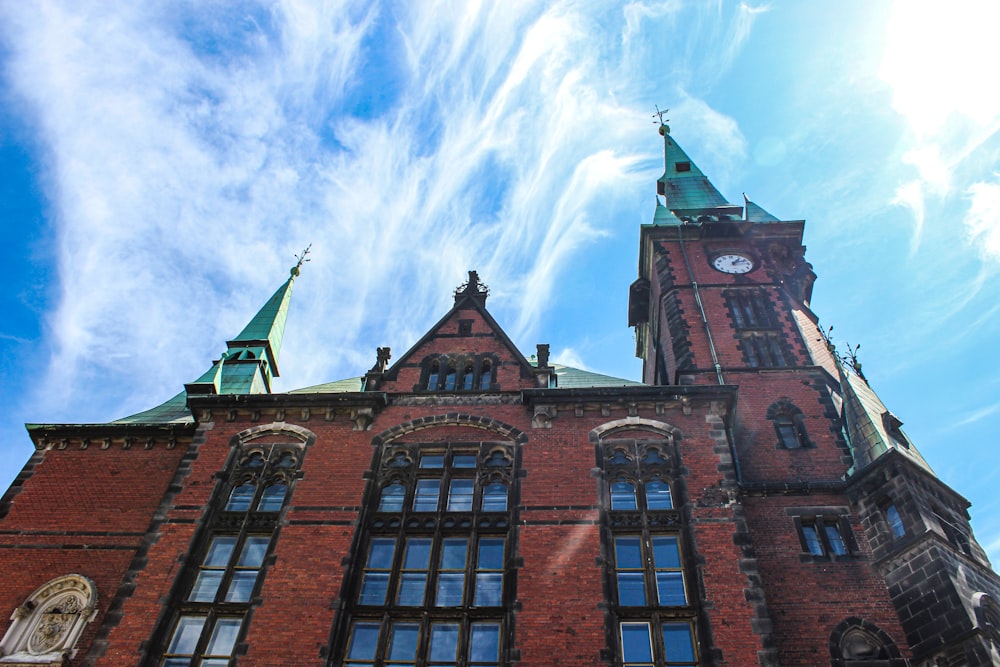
652;105;670;135
291;244;312;277
454;270;490;304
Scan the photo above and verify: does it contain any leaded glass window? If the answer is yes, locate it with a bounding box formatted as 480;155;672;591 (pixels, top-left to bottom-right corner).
334;440;516;667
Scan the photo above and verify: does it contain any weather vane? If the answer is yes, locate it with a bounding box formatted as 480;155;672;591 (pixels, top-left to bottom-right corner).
652;105;670;125
292;244;312;276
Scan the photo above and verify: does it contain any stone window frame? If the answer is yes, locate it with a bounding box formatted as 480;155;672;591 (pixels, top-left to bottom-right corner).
882;502;905;540
766;398;813;450
723;288;779;330
0;574;98;665
330;439;518;667
146;424;313;667
418;354;499;393
828;616;906;666
789;507;858;562
595;425;699;667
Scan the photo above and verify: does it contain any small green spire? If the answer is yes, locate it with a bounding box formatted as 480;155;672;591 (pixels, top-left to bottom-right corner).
185;247;309;397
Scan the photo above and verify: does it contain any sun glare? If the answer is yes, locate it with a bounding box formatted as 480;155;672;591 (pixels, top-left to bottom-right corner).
880;1;1000;137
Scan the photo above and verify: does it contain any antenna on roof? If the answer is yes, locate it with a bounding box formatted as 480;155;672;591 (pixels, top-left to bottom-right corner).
291;244;312;276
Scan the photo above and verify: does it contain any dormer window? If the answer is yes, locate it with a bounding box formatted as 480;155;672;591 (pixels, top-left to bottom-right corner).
675;161;691;172
881;412;910;448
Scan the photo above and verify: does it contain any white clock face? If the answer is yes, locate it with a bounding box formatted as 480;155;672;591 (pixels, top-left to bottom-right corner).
712;253;754;274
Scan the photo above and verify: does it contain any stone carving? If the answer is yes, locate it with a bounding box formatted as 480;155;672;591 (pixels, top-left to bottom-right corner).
0;574;97;664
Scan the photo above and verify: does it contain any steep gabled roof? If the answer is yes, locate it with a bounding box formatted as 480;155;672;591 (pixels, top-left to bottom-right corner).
838;362;933;476
376;276;537;389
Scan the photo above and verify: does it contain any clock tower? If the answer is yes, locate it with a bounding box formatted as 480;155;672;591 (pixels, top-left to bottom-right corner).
628;121;1000;665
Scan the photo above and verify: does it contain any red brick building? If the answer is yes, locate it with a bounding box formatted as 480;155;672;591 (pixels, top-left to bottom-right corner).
2;124;998;667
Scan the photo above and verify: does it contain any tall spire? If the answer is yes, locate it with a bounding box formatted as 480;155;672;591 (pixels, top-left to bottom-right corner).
654;117;741;220
186;247;309;397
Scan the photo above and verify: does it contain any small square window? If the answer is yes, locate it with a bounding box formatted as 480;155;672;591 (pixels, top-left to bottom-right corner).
674;161;691;173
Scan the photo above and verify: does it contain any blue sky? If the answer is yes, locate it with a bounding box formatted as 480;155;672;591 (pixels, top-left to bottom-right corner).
1;1;998;563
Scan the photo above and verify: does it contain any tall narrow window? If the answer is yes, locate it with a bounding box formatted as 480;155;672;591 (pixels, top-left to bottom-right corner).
479;361;492;390
154;440;305;666
426;360;440;390
462;363;475;390
335;441;516;666
645;478;673;509
601;437;697;666
885;504;905;539
444;366;457;390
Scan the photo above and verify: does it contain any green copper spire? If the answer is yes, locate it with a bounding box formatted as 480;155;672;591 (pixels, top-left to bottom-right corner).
655;121;741;219
114;252;308;423
743;194;780;222
184;247;309;397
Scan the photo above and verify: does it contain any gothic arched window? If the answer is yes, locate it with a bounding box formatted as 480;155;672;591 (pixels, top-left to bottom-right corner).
766;398;811;449
828;617;904;666
337;440;517;667
599;435;695;667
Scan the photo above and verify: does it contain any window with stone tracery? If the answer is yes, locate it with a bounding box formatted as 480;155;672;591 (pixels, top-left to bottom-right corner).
0;574;98;665
332;440;517;667
151;439;305;667
600;436;699;666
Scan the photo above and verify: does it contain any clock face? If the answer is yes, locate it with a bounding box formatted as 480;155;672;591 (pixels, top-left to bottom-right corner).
712;253;754;274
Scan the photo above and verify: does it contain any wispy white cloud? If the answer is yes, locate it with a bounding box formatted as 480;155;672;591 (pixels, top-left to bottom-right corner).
954;401;1000;429
0;1;755;423
964;178;1000;264
890;180;925;256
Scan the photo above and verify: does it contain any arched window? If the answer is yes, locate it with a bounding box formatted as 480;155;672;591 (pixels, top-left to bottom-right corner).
644;478;673;510
767;399;811;449
462;363;475;390
610;480;637;510
343;439;516;666
829;617;903;665
378;481;407;512
0;574;98;664
884;504;905;539
642;447;667;465
226;482;256;511
444;366;457;391
258;483;287;512
479;361;492;390
609;449;631;465
245;451;265;468
426;360;440;390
